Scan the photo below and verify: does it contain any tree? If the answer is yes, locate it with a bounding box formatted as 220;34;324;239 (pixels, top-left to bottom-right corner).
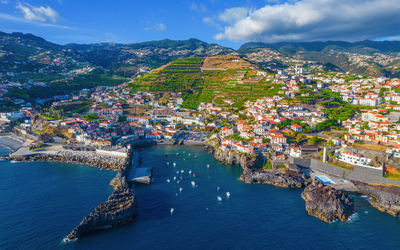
327;139;335;148
296;133;303;143
308;136;320;145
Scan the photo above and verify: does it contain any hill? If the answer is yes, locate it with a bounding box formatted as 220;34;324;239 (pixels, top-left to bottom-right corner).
239;40;400;77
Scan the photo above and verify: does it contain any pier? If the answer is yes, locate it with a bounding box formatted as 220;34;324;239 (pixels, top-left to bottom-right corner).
128;151;153;184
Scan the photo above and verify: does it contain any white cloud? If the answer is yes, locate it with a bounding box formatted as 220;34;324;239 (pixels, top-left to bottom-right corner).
388;36;400;42
1;0;8;4
156;23;166;31
191;3;207;13
16;2;64;23
214;0;400;43
203;17;222;30
0;12;75;29
218;7;248;25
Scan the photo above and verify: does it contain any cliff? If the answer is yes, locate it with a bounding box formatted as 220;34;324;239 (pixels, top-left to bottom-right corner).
301;179;354;222
239;168;311;188
351;180;400;216
65;183;136;240
204;140;259;170
30;115;48;131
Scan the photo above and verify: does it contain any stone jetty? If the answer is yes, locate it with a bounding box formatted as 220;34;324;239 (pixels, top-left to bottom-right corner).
351;180;400;217
302;179;354;222
65;182;136;241
9;150;126;170
65;150;138;241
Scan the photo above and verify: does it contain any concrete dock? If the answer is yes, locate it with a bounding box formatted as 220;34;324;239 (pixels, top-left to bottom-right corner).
128;151;152;184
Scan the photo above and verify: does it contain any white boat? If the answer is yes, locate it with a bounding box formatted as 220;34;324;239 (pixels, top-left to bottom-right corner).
179;188;182;192
173;177;176;180
189;154;191;156
226;192;231;197
207;164;209;168
183;151;185;153
10;160;19;163
176;153;179;156
181;170;184;173
171;208;174;214
217;196;222;201
189;170;192;174
167;179;170;183
173;163;176;167
191;181;195;186
167;162;169;165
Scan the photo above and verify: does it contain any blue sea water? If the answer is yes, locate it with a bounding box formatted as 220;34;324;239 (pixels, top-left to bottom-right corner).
1;145;400;250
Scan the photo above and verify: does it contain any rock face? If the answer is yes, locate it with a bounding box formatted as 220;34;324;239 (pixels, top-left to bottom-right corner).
30;115;48;131
351;180;400;216
301;179;354;222
239;168;311;188
66;183;136;240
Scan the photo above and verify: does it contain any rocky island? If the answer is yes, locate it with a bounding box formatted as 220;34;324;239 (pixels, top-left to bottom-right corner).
302;179;354;222
351;181;400;217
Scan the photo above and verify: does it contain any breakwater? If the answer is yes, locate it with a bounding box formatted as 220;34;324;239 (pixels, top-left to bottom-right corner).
8;150;126;170
65;150;137;241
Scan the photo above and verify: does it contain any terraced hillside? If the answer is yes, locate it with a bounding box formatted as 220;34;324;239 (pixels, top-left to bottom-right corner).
128;55;289;109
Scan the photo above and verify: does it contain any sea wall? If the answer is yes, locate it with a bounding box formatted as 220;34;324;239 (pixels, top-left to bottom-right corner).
239;168;311;188
9;150;126;170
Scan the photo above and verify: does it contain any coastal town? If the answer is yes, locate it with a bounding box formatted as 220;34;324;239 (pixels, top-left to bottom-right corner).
2;32;400;245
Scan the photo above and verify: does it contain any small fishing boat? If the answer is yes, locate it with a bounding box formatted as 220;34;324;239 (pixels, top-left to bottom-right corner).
191;181;195;186
10;160;19;163
226;192;231;197
167;179;170;183
173;163;176;167
189;170;192;174
207;164;209;168
195;156;197;158
176;171;179;174
181;170;184;173
183;151;185;153
217;196;222;201
193;174;196;177
173;177;176;180
189;154;191;156
217;187;220;191
167;162;169;165
176;153;179;156
179;188;182;192
171;208;174;214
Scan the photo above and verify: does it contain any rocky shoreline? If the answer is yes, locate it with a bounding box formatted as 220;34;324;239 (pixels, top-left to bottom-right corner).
239;168;311;188
351;180;400;217
302;179;354;222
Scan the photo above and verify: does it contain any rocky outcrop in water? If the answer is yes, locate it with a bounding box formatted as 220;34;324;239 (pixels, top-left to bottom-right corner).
10;150;126;170
65;182;136;240
301;179;354;222
239;168;311;188
351;180;400;216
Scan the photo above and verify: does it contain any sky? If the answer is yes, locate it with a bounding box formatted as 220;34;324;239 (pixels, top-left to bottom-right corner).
1;0;400;49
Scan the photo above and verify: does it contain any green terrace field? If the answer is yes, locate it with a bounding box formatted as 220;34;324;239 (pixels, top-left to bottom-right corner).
128;56;289;109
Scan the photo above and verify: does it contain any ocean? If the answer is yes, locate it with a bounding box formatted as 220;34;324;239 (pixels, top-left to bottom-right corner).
1;145;400;250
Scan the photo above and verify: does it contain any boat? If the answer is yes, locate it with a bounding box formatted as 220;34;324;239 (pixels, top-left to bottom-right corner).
226;192;231;197
63;238;70;243
173;177;176;180
179;188;182;192
173;163;176;167
181;170;184;173
166;153;168;156
10;160;19;163
193;174;196;177
217;196;222;201
189;170;192;174
183;151;185;153
176;153;179;156
171;208;174;214
167;179;170;183
217;187;220;191
167;162;169;165
176;171;179;174
207;164;209;168
189;154;191;156
195;156;197;158
191;181;195;186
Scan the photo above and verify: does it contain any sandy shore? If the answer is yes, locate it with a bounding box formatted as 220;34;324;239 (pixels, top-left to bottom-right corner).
0;136;24;151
